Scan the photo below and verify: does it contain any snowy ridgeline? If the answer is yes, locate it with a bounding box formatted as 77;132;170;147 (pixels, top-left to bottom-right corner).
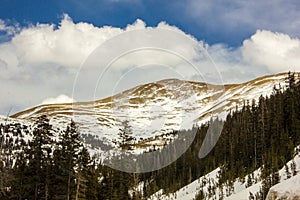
10;73;289;155
148;147;300;200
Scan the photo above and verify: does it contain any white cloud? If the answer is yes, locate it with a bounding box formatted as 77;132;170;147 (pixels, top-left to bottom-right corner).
11;14;123;68
0;19;20;35
242;30;300;73
125;19;146;30
4;14;200;71
0;15;207;114
41;94;75;105
0;14;300;115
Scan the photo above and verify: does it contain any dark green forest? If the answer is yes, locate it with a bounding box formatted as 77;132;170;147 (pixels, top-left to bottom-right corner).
0;72;300;199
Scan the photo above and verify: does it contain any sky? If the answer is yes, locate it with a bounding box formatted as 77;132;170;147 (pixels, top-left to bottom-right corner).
0;0;300;115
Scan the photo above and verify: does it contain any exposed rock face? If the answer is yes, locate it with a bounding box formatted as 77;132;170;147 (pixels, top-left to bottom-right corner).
266;174;300;200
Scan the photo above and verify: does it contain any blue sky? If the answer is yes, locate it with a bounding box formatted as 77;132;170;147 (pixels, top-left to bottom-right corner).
1;0;300;46
0;0;300;115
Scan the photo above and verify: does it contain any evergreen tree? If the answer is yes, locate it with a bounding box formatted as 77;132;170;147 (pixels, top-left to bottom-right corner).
52;120;82;199
118;120;135;149
26;115;54;200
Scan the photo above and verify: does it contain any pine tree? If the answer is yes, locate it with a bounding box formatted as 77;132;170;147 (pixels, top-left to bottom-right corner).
0;124;15;199
74;147;90;200
118;120;135;149
285;164;291;179
52;120;83;199
85;161;99;200
26;115;54;200
291;160;297;176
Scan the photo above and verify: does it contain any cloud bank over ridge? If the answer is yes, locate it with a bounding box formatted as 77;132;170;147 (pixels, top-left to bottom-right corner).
0;14;299;114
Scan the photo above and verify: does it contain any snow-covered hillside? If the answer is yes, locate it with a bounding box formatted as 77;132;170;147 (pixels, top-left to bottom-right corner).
1;72;299;199
266;173;300;200
7;73;291;155
148;147;300;200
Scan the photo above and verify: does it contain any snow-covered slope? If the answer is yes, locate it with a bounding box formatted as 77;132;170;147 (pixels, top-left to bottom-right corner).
225;152;300;199
7;73;290;154
266;173;300;200
1;72;299;198
148;147;300;200
148;168;221;200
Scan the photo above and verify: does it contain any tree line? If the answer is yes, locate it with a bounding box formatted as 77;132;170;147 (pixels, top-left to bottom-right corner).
137;72;300;199
0;72;300;199
0;116;137;199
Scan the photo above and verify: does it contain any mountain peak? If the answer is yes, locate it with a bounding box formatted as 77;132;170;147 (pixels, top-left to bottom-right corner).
8;72;296;155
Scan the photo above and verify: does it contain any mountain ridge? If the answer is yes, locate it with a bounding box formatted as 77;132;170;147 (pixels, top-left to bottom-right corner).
4;72;297;155
1;72;299;200
10;72;289;118
1;73;296;157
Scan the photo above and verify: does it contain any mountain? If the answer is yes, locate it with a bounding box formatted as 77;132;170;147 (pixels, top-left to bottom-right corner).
5;73;291;153
8;72;290;154
1;72;300;199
